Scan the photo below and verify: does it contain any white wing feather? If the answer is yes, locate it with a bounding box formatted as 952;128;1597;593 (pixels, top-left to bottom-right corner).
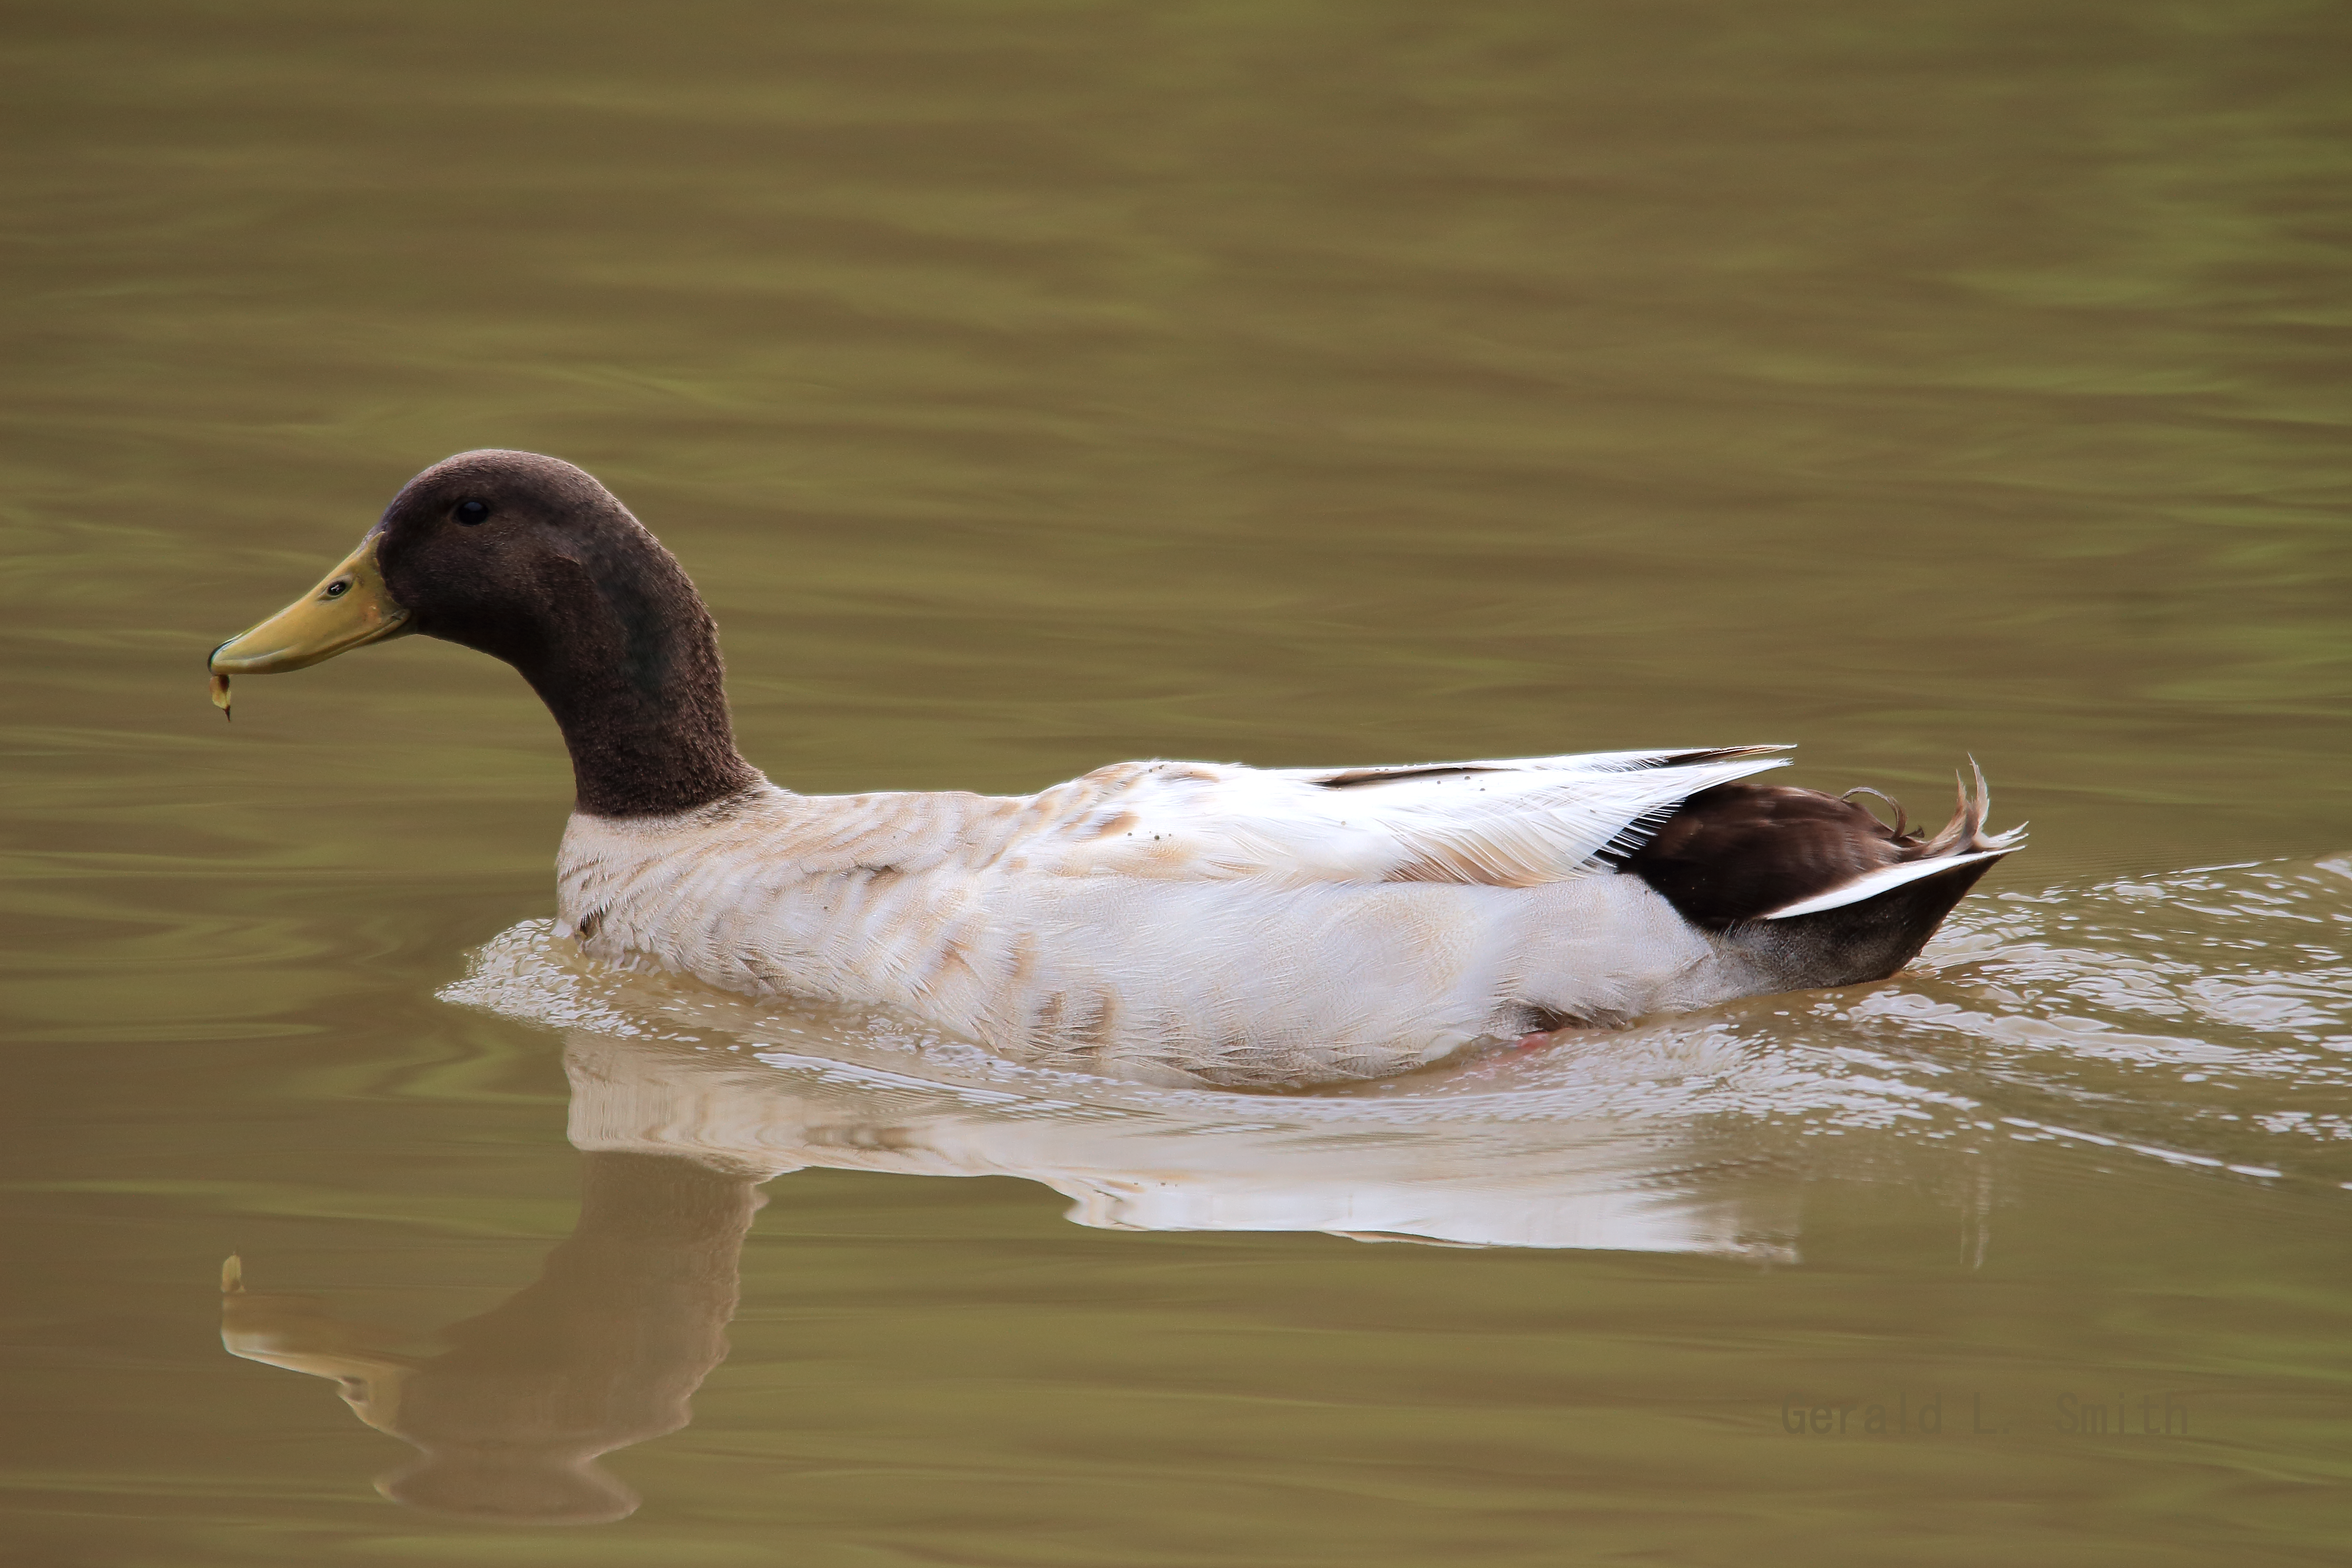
1023;746;1792;888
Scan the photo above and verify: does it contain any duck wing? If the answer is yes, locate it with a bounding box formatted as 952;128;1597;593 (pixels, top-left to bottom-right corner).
1015;745;1793;888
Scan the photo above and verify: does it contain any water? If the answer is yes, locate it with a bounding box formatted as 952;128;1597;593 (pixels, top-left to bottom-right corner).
5;0;2350;1561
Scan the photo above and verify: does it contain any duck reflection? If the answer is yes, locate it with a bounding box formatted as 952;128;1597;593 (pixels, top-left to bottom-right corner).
221;1147;760;1524
559;1029;1797;1251
224;1025;1796;1522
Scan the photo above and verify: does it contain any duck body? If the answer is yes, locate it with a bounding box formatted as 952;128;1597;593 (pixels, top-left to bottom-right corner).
211;450;2021;1088
557;745;2016;1087
557;757;1755;1085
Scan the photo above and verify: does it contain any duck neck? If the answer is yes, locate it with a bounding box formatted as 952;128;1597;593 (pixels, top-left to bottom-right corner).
498;544;762;819
525;611;761;818
535;668;760;820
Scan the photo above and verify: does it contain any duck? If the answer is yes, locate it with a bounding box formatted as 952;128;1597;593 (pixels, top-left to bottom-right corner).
209;450;2022;1087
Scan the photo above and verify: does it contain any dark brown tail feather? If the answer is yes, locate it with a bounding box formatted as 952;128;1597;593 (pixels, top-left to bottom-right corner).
1716;852;2001;990
1617;762;2019;931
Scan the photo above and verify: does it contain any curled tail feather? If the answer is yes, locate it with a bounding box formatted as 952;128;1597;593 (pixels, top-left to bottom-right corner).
1911;757;2026;862
1765;761;2024;921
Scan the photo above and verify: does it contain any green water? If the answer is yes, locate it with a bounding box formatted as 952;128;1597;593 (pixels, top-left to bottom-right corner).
5;1;2349;1562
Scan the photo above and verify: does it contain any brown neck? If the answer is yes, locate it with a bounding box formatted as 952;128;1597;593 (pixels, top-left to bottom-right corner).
392;513;764;818
513;581;763;818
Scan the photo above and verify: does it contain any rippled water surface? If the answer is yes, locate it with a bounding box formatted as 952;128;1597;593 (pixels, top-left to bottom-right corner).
5;1;2350;1563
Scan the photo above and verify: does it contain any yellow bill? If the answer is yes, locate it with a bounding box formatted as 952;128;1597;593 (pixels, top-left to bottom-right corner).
207;535;412;717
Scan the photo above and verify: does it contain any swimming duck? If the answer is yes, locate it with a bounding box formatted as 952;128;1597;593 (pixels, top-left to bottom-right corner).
209;451;2021;1086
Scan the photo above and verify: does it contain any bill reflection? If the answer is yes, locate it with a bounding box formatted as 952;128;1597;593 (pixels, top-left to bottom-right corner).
221;1150;760;1524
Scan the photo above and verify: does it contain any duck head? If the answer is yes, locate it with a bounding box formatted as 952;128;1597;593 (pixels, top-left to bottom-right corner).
209;451;761;816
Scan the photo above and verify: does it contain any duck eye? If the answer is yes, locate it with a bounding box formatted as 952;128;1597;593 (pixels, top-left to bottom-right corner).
454;499;492;525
